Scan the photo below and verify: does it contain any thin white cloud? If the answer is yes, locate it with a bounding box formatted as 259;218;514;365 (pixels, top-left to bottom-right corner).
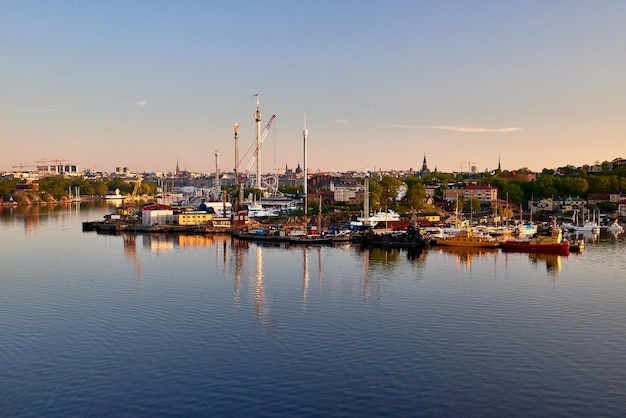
336;119;348;124
389;124;522;133
135;101;147;106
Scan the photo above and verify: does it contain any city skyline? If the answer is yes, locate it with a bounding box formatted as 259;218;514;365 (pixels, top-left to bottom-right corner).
2;1;626;174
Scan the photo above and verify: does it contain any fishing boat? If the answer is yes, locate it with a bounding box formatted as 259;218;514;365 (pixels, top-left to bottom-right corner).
501;221;569;254
433;227;500;248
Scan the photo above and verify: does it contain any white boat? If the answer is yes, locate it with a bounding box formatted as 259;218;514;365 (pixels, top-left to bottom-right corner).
246;201;279;218
105;188;124;200
606;220;624;233
574;221;600;234
356;209;400;226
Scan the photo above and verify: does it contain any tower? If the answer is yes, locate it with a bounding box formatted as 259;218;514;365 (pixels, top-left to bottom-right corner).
254;94;262;190
420;154;430;177
303;113;308;216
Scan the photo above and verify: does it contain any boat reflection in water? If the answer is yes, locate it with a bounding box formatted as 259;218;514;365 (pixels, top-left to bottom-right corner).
528;252;565;284
434;246;499;265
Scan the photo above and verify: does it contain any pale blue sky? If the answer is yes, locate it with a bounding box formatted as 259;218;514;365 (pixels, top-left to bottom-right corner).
2;1;625;174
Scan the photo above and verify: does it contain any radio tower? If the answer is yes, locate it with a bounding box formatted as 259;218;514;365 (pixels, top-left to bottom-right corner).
253;94;262;190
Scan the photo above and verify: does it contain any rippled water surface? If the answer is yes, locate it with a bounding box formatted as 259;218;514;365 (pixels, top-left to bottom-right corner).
2;204;626;417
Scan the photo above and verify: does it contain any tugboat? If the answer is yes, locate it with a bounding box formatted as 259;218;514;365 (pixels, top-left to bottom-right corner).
501;220;569;254
433;226;500;248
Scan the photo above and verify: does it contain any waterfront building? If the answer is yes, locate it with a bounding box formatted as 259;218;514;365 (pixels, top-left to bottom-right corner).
177;212;218;226
142;204;174;226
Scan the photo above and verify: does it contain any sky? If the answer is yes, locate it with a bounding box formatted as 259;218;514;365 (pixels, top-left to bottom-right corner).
2;1;626;175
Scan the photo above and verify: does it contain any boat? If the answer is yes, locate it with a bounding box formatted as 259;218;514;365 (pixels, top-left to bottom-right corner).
232;229;289;242
568;235;585;253
513;223;538;236
433;227;500;248
245;201;279;218
288;234;333;245
105;188;125;200
331;230;355;243
606;220;624;234
356;209;401;227
69;186;81;202
574;221;600;234
501;221;569;254
361;224;428;248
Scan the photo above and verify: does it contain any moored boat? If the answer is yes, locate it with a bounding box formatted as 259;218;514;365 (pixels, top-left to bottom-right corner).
288;234;333;245
361;224;428;248
433;227;500;248
501;221;569;254
606;220;624;234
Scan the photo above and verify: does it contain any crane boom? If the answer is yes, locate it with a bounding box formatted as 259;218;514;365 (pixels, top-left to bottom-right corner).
242;114;276;180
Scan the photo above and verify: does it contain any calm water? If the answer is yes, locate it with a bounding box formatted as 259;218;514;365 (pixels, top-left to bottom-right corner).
2;203;626;417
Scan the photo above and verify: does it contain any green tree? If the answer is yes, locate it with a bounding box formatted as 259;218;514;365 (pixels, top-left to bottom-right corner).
502;183;524;205
468;197;482;215
380;176;403;209
405;181;426;209
368;178;383;210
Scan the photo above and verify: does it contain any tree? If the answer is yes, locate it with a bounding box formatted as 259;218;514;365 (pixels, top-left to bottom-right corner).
377;176;403;210
368;178;382;210
405;181;426;209
468;197;482;215
502;183;524;205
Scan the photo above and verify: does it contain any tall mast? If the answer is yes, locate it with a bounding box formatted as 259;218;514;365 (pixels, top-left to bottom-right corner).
234;123;243;204
215;149;220;193
254;94;262;190
303;113;308;216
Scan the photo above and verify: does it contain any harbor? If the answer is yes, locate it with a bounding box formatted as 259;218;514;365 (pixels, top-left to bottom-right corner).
3;203;626;417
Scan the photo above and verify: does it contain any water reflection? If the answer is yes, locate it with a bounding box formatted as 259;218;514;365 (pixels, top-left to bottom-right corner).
434;246;499;270
122;234;142;279
528;252;564;284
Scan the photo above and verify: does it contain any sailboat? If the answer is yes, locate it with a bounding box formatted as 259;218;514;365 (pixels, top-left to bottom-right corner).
69;186;81;202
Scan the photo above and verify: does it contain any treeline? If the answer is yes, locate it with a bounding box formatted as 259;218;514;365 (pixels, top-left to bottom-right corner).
424;166;626;206
0;177;156;201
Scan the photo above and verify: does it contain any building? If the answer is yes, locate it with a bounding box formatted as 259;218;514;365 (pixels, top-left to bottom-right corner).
610;158;626;171
142;204;174;226
332;183;364;203
560;196;585;212
619;199;626;217
443;183;498;203
587;193;611;205
414;212;441;224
